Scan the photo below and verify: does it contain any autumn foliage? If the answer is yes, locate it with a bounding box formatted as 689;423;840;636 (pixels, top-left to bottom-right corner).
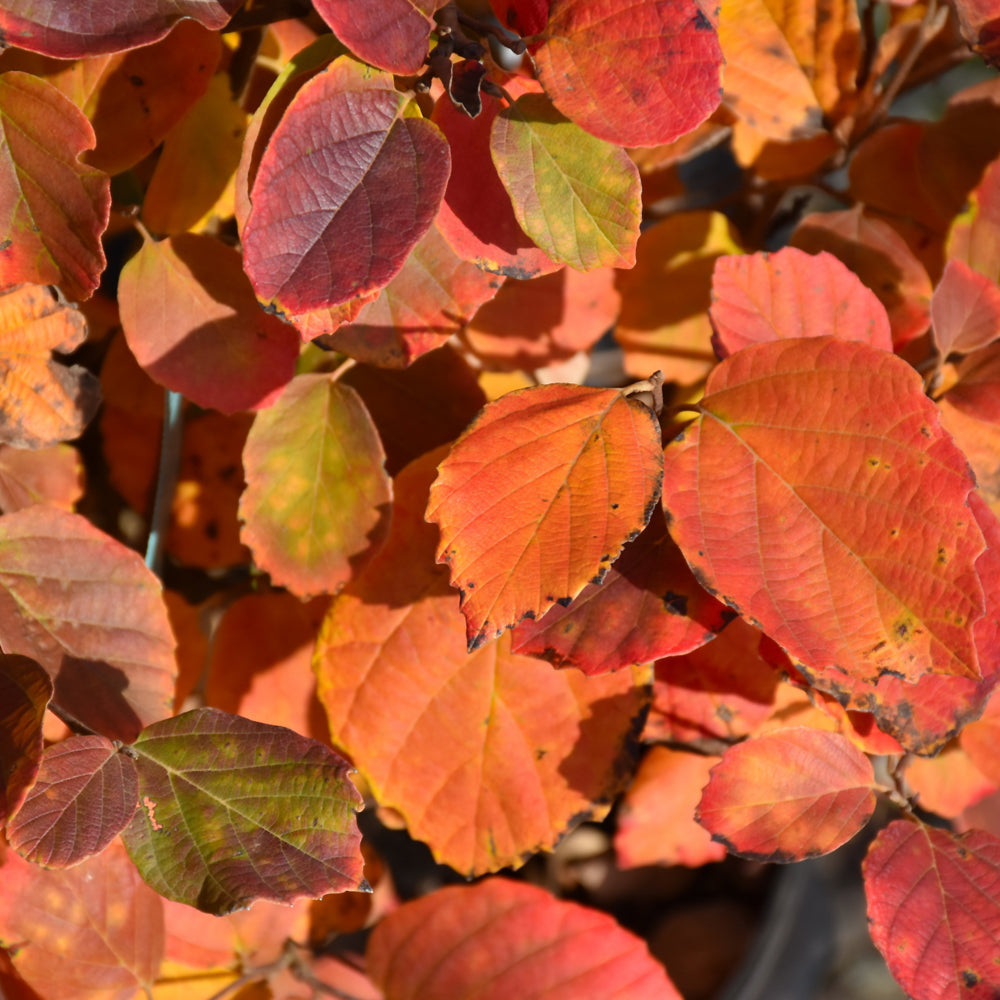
2;0;1000;997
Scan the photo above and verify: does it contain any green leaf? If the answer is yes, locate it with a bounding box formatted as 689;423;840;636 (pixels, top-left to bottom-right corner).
121;708;366;915
491;94;641;271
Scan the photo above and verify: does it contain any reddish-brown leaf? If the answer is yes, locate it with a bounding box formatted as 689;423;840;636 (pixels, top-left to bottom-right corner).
615;746;726;869
240;374;392;597
316;452;648;875
0;840;164;999
0;74;109;300
427;383;663;650
864;821;1000;1000
512;506;729;674
790;207;932;347
697;728;877;861
123;708;366;914
533;0;723;147
0;506;176;742
432;90;559;279
119;234;299;413
491;94;641;270
0;285;100;449
320;221;503;368
945;342;1000;425
242;57;450;316
931;258;1000;359
0;0;241;57
8;735;139;868
368;878;682;1000
462;265;620;372
340;344;487;476
0;444;84;512
662;337;986;690
313;0;445;74
0;654;51;827
645;617;779;744
710;248;892;358
490;0;550;35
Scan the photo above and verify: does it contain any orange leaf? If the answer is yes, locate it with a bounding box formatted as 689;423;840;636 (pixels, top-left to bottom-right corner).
902;743;996;819
316;452;648;875
367;878;682;1000
427;383;663;650
710;247;892;357
615;746;726;868
864;821;1000;1000
0;841;164;1000
697;727;877;861
0;74;109;300
663;337;986;689
0;444;84;512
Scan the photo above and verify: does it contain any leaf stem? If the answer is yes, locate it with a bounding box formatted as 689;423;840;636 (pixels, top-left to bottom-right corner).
145;390;184;577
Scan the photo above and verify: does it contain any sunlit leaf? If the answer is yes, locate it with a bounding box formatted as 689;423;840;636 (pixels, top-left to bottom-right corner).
533;0;723;148
662;337;986;689
368;878;682;1000
8;735;139;868
0;654;51;827
313;0;445;74
0;0;241;57
0;841;164;1000
118;233;300;413
0;506;176;742
242;57;450;316
697;728;877;861
240;374;392;597
122;708;366;915
491;94;641;270
0;444;84;512
316;452;648;875
615;746;726;869
864;821;1000;1000
512;507;728;674
710;247;892;358
427;382;662;650
432;89;558;279
902;743;996;819
947;155;1000;281
0;74;109;300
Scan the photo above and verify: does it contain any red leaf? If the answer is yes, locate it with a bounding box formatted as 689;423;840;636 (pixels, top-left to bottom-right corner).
0;654;51;827
645;617;779;744
533;0;723;147
0;73;109;300
367;878;682;1000
243;57;450;316
313;0;445;74
0;506;177;742
931;258;1000;359
119;234;299;413
239;374;392;597
491;94;641;270
0;841;164;999
123;708;366;914
8;735;139;868
0;1;241;57
710;247;892;358
512;506;729;674
662;337;986;689
948;155;1000;281
490;0;550;35
864;821;1000;1000
316;452;647;875
427;383;663;650
318;221;503;367
697;728;876;861
432;90;559;279
902;743;996;819
615;746;726;869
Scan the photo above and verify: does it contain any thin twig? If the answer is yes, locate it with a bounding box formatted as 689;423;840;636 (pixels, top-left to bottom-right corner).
145;390;183;576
